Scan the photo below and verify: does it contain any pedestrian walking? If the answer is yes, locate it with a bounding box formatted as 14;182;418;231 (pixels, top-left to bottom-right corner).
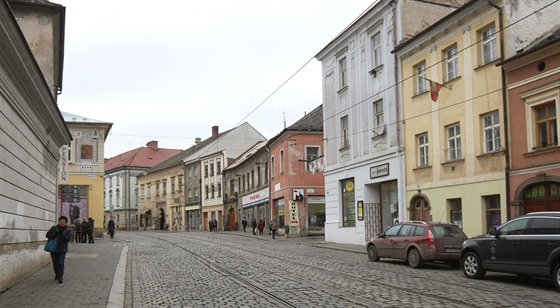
241;217;247;232
212;218;218;232
257;219;265;235
87;217;95;244
108;216;115;239
46;215;72;283
81;218;88;243
73;219;82;243
270;219;278;239
251;217;257;235
208;219;213;232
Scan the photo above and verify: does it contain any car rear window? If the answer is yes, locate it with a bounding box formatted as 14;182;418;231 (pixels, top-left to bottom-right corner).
431;225;464;237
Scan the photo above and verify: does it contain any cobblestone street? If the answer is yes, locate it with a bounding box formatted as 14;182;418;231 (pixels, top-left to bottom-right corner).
120;231;559;308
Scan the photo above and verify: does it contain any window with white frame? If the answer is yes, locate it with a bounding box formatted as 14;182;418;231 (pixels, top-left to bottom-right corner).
373;100;384;127
418;133;429;167
305;146;320;172
447;123;461;160
339;57;347;89
210;160;214;176
414;61;427;94
178;176;183;191
171;177;176;193
483;111;501;153
444;44;458;81
194;166;198;176
341;115;349;148
194;187;199;197
371;31;382;68
140;185;145;198
481;25;497;64
188;188;192;199
188;168;192;178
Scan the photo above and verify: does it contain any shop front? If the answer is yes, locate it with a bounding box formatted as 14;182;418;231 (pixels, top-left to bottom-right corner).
241;188;269;226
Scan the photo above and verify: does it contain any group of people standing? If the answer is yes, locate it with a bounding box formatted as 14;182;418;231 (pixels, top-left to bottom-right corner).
208;218;218;232
243;217;278;239
73;217;95;244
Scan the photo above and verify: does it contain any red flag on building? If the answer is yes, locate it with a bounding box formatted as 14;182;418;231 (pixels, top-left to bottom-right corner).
428;79;443;102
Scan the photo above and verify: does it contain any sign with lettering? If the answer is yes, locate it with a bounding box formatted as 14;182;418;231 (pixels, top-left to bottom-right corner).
58;145;68;184
290;200;299;224
370;163;389;179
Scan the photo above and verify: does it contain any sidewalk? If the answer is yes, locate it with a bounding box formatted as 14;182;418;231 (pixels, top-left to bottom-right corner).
0;238;127;308
0;231;364;308
229;229;367;254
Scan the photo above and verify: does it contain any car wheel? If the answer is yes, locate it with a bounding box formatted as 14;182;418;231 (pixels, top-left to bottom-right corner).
407;248;424;268
445;260;461;269
553;262;560;291
367;245;380;262
462;251;486;279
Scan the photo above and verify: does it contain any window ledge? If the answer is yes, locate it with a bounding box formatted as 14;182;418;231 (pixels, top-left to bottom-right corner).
339;145;350;152
524;145;559;157
441;158;465;166
476;149;505;159
412;165;432;171
369;64;384;77
412;90;429;99
475;58;500;70
444;75;461;85
337;85;348;95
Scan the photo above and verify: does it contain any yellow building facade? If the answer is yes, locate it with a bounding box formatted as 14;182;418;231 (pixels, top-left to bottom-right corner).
61;112;112;237
395;1;507;237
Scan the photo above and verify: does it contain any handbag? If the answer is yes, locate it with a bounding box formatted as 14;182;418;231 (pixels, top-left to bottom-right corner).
44;227;58;253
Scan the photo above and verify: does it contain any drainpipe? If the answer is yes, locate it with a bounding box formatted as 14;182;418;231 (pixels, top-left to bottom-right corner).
265;144;271;225
488;0;511;220
392;0;406;222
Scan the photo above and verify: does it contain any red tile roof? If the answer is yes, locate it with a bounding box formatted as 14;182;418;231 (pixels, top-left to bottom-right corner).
105;143;182;172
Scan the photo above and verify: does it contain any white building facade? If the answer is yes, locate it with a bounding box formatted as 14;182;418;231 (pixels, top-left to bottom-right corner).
315;0;465;245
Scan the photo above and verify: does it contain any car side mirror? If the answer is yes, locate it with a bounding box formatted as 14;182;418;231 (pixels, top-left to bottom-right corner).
488;227;498;236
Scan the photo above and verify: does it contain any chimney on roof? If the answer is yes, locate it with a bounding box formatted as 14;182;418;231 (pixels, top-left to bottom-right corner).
195;137;201;144
212;126;219;138
146;140;158;150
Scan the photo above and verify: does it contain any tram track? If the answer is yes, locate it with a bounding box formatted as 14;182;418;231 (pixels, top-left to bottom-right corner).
170;232;559;307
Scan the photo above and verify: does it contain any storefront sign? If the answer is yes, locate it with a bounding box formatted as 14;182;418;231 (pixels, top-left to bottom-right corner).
58;145;68;184
370;163;389;179
242;188;269;208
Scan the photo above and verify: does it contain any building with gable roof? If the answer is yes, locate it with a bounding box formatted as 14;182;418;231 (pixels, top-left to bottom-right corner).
222;140;269;232
268;104;325;237
61;112;112;237
137;123;265;231
104;141;182;230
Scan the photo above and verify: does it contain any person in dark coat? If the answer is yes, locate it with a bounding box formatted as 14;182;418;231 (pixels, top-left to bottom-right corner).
241;217;247;232
87;217;95;244
251;218;257;235
46;215;72;283
81;218;88;243
74;219;82;243
107;217;116;239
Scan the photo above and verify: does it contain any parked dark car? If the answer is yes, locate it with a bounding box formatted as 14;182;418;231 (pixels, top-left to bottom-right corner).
461;212;560;291
367;221;467;268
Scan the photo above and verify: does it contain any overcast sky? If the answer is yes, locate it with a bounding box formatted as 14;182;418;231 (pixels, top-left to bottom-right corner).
55;0;374;158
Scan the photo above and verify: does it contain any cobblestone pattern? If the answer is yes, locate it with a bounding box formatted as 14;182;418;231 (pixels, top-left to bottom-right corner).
123;232;559;308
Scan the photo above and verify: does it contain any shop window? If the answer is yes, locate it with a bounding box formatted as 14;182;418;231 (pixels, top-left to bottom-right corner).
342;178;356;227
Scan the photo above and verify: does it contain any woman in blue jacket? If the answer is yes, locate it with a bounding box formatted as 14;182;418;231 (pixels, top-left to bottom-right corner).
46;215;73;283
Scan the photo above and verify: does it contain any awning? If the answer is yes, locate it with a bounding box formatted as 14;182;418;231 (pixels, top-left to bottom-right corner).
137;209;152;215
